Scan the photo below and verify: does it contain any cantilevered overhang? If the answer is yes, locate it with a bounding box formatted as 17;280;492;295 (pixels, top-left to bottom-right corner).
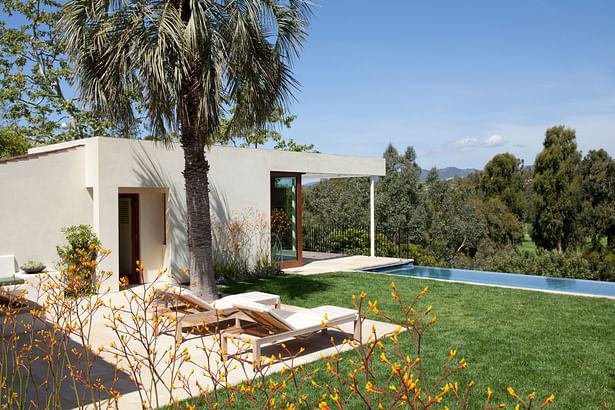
236;148;386;179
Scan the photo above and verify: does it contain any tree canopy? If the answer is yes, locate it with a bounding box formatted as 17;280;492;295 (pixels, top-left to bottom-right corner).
480;152;526;219
580;149;615;250
215;106;316;152
531;125;582;253
375;144;421;235
62;0;311;298
0;0;129;158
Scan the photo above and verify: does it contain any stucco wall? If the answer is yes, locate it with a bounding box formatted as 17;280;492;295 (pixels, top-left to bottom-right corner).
0;146;92;270
2;137;385;289
92;139;274;284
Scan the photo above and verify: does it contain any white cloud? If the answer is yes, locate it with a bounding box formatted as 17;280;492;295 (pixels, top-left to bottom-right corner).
483;134;505;148
451;137;479;152
416;147;444;158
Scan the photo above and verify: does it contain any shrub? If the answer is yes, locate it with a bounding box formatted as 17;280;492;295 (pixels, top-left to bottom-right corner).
212;208;283;282
1;258;555;409
1;245;113;408
487;248;595;280
56;224;101;295
328;227;369;253
582;245;615;282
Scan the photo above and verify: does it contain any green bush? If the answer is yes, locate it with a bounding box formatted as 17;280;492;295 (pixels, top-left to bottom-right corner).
56;225;100;296
582;246;615;282
328;228;369;253
487;248;596;280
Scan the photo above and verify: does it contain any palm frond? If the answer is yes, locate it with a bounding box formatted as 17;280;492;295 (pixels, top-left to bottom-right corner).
60;0;311;142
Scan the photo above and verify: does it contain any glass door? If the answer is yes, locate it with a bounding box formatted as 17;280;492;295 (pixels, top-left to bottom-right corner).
271;173;302;268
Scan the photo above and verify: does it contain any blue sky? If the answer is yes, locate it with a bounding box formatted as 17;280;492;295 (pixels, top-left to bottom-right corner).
277;1;615;169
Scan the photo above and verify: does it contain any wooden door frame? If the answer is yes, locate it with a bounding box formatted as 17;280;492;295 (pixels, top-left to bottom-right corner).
270;172;302;269
119;193;140;284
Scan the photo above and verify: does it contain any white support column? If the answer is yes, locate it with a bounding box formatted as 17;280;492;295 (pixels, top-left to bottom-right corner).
93;184;120;292
370;176;375;257
90;140;119;292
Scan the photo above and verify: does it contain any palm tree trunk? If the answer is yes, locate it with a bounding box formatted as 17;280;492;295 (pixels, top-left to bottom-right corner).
181;118;217;300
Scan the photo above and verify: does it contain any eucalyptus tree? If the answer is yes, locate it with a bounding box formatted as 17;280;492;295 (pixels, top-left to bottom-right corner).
532;125;582;253
303;177;370;226
61;0;311;298
375;144;422;238
580;149;615;250
420;168;486;263
480;152;526;219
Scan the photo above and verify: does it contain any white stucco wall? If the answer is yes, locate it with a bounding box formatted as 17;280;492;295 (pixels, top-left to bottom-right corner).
2;137;385;290
0;146;92;270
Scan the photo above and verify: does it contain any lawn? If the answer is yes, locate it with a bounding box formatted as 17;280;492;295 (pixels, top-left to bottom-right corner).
180;272;615;408
519;223;537;254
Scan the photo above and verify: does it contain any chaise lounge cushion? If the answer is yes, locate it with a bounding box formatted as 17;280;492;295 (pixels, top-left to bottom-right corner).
160;287;281;342
222;302;361;365
165;286;280;314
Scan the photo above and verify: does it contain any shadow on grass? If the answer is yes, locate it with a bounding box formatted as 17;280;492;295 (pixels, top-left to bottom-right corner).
220;274;329;301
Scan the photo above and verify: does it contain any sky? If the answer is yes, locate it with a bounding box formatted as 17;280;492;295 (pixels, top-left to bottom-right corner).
274;0;615;170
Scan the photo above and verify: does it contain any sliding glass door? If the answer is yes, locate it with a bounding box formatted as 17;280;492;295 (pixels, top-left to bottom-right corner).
271;173;302;268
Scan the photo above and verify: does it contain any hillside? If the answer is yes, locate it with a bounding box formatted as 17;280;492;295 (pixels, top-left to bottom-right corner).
418;167;479;181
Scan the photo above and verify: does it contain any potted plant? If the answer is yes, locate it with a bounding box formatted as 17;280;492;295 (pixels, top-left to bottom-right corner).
20;260;46;274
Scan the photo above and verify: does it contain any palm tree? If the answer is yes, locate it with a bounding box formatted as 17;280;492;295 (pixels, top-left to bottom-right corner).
61;0;311;299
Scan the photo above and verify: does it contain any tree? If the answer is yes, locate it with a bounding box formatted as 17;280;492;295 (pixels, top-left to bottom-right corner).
420;168;486;263
580;149;615;250
215;105;316;152
0;0;127;158
375;144;422;240
480;152;526;219
61;0;311;298
0;133;29;158
303;177;370;226
531;125;582;253
479;197;523;248
453;170;482;200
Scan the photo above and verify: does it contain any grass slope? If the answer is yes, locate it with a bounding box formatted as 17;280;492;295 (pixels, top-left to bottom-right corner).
177;272;615;408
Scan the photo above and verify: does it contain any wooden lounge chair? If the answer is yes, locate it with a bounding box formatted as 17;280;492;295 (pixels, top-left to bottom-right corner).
221;301;360;365
157;287;281;342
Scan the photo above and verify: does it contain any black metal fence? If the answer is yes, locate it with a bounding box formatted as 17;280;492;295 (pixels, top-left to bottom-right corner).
302;223;416;259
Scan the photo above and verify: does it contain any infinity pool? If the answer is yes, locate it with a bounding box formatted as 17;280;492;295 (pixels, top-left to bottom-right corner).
362;263;615;298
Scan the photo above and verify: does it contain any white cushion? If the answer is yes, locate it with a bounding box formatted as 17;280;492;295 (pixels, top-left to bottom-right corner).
0;255;17;277
212;292;279;310
166;287;279;313
285;305;357;329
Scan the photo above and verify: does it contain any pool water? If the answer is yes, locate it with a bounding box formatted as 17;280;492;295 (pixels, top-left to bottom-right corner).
362;264;615;298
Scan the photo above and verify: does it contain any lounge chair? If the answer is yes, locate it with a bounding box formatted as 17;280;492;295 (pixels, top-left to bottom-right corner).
221;301;360;365
157;287;281;342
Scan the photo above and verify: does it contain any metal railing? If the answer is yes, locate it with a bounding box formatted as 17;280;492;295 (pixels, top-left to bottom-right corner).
302;223;416;259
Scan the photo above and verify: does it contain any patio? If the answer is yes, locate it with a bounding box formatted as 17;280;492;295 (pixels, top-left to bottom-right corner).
2;273;401;409
286;253;410;276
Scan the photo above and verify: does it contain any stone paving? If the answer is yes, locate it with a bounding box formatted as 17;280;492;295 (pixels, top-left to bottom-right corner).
285;254;410;276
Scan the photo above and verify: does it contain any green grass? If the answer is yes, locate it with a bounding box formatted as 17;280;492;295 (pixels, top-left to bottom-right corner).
519;223;537;254
178;272;615;408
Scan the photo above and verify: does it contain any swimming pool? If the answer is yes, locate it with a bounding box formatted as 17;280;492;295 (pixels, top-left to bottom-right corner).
362;263;615;298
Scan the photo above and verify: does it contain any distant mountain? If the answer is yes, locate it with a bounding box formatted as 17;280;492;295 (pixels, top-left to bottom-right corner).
418;167;479;181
